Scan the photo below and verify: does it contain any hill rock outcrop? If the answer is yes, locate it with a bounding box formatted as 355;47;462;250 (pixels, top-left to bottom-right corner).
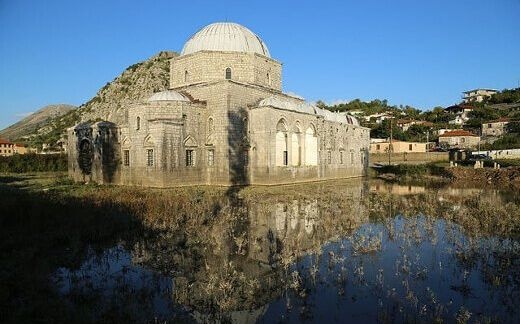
80;51;176;124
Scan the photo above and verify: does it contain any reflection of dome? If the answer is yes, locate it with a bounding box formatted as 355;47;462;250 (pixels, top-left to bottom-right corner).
147;90;190;102
181;22;270;57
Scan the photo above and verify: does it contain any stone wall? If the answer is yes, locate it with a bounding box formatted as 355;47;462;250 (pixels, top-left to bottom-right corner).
119;100;208;186
68;79;371;187
438;136;480;149
170;51;282;91
68;121;120;184
472;149;520;160
482;121;508;137
370;152;449;163
249;106;370;185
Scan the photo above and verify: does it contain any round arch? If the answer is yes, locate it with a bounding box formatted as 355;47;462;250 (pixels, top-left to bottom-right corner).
275;118;288;166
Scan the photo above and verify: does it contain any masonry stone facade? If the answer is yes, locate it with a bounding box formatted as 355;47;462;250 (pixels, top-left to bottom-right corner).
68;22;370;186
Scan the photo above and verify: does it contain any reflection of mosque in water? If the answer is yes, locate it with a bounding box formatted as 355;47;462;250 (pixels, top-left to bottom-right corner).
370;180;511;206
130;180;368;321
370;182;426;195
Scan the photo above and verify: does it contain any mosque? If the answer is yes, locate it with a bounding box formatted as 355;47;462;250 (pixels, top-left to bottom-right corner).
68;22;370;186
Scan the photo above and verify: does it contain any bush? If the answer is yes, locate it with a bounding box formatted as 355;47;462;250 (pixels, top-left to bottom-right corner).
0;154;67;173
495;159;520;167
483;134;520;150
375;162;448;178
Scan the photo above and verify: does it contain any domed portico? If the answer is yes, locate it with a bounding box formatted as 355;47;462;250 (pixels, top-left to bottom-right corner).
68;22;370;187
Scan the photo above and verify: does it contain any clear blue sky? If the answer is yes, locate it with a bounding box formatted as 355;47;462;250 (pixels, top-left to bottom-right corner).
1;0;519;129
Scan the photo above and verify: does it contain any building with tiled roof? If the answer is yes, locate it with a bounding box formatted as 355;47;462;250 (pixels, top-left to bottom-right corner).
482;118;510;137
462;88;497;103
370;139;427;154
438;130;479;149
0;138;14;157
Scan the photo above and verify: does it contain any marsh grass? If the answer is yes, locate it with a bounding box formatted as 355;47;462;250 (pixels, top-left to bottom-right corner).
0;173;233;323
370;189;520;239
2;173;520;322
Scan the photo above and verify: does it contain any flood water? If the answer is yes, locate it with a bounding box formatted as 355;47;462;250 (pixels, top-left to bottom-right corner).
51;180;520;323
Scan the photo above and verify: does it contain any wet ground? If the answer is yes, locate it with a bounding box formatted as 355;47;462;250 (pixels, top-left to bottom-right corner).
1;175;519;323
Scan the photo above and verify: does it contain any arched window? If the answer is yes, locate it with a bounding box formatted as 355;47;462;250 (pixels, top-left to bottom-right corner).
184;70;189;82
276;119;288;166
147;149;154;167
225;67;232;80
144;136;155;167
243;117;248;135
136;117;141;130
208;117;214;133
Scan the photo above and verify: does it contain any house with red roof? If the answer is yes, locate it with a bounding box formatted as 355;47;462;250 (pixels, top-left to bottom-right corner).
0;138;15;157
438;130;480;149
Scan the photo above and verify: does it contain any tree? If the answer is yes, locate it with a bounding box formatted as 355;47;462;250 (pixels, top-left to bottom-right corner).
315;100;327;109
506;120;520;134
465;106;504;133
406;124;431;142
488;88;520;104
424;106;450;123
370;119;407;141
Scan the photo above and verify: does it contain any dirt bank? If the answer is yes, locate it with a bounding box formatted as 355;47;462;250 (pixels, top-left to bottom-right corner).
448;167;520;188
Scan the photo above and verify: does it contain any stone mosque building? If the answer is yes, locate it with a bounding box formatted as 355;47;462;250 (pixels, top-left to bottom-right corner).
68;22;370;186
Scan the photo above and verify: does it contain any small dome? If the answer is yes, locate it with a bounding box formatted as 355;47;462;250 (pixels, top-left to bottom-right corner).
148;90;190;102
181;22;270;57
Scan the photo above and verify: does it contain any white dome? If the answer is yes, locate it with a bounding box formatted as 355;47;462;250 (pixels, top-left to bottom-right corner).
181;22;270;57
148;90;190;102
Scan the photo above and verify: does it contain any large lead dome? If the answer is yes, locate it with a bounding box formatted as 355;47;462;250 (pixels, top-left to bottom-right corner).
181;22;271;58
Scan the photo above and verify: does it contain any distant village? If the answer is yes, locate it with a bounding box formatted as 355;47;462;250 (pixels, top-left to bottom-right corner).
0;138;61;157
364;88;520;162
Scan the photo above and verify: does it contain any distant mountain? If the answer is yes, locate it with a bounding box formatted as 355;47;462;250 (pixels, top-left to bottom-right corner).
0;104;75;141
3;50;176;148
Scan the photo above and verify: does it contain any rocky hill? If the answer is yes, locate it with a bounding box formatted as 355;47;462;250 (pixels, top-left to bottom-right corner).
8;51;177;148
0;104;75;141
79;50;176;124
